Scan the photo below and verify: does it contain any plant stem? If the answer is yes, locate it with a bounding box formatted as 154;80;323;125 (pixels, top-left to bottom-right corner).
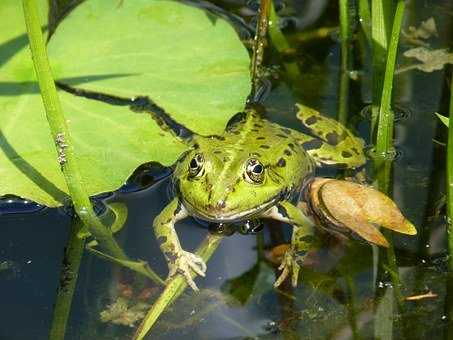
371;1;407;336
338;0;351;124
250;0;271;97
133;234;223;340
268;2;301;88
447;70;453;340
375;0;405;161
358;0;371;43
370;0;393;137
49;218;85;340
447;73;453;272
22;0;126;260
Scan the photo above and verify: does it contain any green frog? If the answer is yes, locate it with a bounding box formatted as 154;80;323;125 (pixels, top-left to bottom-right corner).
151;102;366;290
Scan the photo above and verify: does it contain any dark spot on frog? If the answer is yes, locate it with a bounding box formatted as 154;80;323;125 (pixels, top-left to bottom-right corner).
299;235;316;243
232;131;241;135
277;158;286;167
192;143;199;149
284;149;292;156
256;136;265;140
320;157;333;161
165;252;178;263
276;134;288;138
352;147;360;154
223;156;230;162
214;150;222;154
226;111;246;131
341;151;353;158
157;236;167;245
213;135;226;141
174;202;183;215
251;129;259;132
165;218;172;224
295;250;307;260
277;205;288;218
260;145;270;149
288;143;295;150
254;123;263;128
281;128;291;134
305;116;319;125
302;139;323;150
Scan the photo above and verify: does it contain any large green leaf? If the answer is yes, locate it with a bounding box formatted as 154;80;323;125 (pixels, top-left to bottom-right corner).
0;0;250;207
48;0;251;136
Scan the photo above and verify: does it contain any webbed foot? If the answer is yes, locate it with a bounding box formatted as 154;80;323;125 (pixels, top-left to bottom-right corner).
274;249;303;288
168;250;207;291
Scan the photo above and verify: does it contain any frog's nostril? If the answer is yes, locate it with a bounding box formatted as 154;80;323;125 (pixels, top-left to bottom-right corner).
216;200;226;209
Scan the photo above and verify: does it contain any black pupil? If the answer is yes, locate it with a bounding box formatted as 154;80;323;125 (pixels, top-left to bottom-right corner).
253;164;263;174
190;158;198;169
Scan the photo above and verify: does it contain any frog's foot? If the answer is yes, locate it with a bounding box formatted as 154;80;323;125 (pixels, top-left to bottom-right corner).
168;250;207;291
274;249;302;288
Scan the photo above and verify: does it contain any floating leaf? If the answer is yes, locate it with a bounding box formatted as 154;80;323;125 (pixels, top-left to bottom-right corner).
308;178;417;247
0;0;251;206
48;0;251;136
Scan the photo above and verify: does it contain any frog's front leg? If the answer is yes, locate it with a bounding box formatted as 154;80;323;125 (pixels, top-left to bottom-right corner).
265;200;315;287
153;198;207;291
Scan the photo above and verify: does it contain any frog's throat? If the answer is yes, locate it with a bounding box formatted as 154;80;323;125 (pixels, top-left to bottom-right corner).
181;196;281;223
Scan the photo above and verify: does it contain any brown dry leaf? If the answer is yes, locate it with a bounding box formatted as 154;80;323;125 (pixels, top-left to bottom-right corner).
309;179;416;247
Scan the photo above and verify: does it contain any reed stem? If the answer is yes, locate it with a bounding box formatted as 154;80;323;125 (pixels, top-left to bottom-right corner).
133;234;223;340
48;218;85;340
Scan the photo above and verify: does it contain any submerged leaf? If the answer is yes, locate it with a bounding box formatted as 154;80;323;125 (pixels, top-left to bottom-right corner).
402;17;438;46
401;47;453;73
308;178;416;247
0;0;250;206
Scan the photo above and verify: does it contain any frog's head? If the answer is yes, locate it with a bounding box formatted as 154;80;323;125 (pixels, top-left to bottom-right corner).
174;137;312;223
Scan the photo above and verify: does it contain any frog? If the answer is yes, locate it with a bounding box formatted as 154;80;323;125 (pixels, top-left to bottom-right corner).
146;99;366;291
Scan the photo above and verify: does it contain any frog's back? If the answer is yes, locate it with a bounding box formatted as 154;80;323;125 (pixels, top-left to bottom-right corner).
220;109;314;190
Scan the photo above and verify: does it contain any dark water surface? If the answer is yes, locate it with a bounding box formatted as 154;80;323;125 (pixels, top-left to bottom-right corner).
1;0;453;339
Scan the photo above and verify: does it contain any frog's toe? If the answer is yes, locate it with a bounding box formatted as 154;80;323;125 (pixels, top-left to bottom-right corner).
183;251;207;277
169;251;207;291
274;250;301;288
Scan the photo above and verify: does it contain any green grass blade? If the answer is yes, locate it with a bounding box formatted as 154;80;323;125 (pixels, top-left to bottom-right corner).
371;0;394;136
375;0;405;158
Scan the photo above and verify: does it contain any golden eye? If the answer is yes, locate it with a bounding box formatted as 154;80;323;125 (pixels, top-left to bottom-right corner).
245;158;265;183
188;153;204;177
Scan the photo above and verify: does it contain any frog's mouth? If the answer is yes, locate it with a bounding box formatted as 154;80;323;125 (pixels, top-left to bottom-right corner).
181;196;281;223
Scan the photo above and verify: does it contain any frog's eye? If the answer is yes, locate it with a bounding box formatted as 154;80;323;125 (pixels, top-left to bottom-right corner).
245;158;265;184
188;153;204;177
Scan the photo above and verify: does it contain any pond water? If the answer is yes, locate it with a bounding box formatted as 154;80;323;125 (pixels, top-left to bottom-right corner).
1;0;453;339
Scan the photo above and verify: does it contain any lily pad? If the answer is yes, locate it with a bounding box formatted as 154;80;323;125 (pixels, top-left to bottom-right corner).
0;0;251;207
48;0;251;136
